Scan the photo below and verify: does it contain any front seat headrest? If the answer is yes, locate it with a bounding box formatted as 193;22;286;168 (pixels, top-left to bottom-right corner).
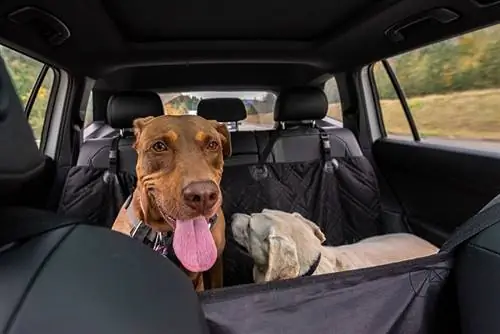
106;91;164;129
197;98;247;122
274;87;328;122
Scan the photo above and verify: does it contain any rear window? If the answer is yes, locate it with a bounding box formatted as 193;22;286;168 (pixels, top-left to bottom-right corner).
159;91;276;131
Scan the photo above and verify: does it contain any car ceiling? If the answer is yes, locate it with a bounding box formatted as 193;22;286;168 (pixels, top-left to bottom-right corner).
0;0;499;89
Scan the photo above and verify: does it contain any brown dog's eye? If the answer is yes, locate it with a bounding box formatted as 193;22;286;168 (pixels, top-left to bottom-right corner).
152;141;168;152
207;140;219;151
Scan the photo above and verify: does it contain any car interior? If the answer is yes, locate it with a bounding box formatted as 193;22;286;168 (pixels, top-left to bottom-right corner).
1;0;500;332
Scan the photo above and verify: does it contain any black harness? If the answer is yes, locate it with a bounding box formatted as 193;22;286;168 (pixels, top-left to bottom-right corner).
301;253;322;277
123;195;218;267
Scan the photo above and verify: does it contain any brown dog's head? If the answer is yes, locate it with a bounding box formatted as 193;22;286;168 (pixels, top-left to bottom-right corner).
132;115;231;273
133;115;231;229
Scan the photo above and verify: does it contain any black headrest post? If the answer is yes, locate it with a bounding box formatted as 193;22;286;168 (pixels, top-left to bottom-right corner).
275;87;328;123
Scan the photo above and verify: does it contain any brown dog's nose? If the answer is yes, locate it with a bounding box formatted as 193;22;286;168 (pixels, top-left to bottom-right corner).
183;181;219;213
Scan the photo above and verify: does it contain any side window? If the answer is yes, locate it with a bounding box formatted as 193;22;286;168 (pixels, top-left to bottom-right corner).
84;90;94;128
0;45;55;147
160;92;278;131
372;62;413;138
324;77;342;124
240;93;276;130
372;23;500;146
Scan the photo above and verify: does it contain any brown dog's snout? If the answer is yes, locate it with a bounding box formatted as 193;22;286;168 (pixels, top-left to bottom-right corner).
183;181;219;213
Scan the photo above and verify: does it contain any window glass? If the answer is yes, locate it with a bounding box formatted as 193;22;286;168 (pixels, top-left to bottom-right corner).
84;90;94;128
160;91;277;131
29;69;54;142
324;77;343;125
373;23;500;144
0;45;55;146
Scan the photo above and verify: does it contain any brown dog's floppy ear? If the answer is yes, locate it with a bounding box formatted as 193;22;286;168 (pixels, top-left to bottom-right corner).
264;226;300;281
211;121;232;157
132;116;155;148
292;212;326;243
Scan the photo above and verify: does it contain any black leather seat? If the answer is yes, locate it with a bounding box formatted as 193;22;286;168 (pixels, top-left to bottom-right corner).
197;98;266;166
0;59;208;334
0;209;209;334
77;91;164;173
266;87;362;162
455;193;500;334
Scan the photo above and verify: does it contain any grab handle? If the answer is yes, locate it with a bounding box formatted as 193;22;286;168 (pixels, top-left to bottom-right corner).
385;8;460;43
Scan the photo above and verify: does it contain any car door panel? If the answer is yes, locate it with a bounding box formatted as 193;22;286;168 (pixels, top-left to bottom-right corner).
373;138;500;245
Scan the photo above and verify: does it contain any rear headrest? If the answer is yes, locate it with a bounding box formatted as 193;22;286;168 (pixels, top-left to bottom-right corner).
197;98;247;122
106;91;164;129
274;87;328;122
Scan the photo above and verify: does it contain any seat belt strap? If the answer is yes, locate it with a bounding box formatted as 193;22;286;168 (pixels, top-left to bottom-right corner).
316;126;338;173
71;124;82;165
440;202;500;253
108;135;121;175
259;128;281;164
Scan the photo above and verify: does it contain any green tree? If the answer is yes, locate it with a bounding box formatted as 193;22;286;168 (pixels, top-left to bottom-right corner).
0;45;52;142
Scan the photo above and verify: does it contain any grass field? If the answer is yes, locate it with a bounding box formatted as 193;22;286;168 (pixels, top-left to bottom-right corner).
247;89;500;141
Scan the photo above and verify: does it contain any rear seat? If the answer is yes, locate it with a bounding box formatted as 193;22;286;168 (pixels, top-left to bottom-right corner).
220;88;382;287
77;91;164;173
78;88;362;172
196;90;362;165
266;87;362;163
197;98;268;166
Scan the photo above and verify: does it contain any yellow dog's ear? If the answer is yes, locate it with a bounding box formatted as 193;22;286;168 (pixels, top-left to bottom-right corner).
292;212;326;243
264;226;300;281
211;121;232;157
132;116;155;149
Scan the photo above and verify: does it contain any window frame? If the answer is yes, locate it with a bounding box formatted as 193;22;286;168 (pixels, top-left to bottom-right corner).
0;44;61;149
24;65;61;150
369;22;500;151
322;75;343;126
25;64;49;117
367;63;387;138
158;90;279;132
369;60;421;141
39;67;61;152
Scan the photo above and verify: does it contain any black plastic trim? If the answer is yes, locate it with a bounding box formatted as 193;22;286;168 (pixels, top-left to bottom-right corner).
25;65;48;117
381;59;420;141
40;67;61;153
367;63;387;138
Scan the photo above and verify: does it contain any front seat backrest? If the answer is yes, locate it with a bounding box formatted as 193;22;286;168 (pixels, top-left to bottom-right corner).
0;55;209;334
77;91;164;173
0;56;48;206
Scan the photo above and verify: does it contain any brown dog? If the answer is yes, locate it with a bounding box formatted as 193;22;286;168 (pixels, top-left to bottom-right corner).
112;115;230;292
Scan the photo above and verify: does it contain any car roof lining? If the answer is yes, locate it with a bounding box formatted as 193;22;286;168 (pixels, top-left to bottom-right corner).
0;0;498;90
101;0;370;42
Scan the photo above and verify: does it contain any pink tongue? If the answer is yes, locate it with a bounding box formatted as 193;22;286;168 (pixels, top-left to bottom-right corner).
173;217;217;272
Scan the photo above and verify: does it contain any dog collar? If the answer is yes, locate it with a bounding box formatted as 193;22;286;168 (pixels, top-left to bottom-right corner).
122;195;218;260
301;253;322;277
